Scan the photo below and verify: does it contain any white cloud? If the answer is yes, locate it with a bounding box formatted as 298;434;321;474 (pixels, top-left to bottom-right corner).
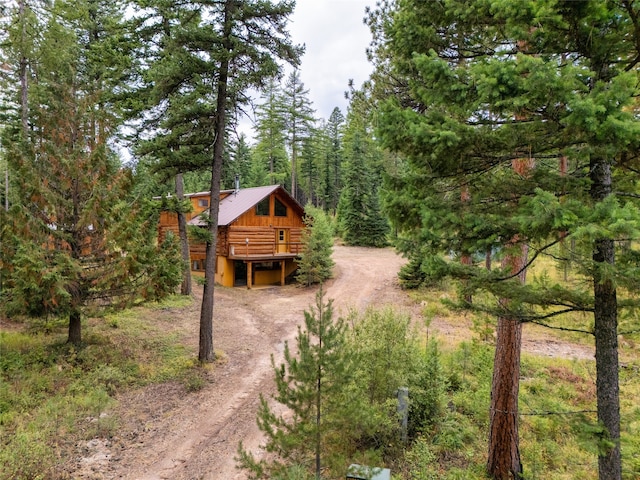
237;0;373;140
290;0;373;120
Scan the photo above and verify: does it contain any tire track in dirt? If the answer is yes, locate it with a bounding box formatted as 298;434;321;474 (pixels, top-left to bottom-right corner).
74;245;402;479
70;245;593;479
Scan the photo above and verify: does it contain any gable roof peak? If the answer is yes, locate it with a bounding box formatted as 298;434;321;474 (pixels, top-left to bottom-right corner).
187;184;304;227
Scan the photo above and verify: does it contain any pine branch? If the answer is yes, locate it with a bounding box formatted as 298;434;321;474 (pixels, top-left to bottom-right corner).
527;318;594;336
494;236;566;282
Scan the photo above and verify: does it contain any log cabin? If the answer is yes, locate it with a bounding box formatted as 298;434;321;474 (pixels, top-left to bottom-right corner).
158;184;305;288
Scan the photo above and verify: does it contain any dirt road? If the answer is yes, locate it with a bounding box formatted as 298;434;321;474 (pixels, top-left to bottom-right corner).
72;244;593;479
72;245;413;479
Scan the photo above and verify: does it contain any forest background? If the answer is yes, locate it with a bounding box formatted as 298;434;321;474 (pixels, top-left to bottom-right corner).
1;1;640;480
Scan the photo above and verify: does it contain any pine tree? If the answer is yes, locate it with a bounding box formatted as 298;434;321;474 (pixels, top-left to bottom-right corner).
197;0;301;363
253;76;289;186
223;134;253;189
295;205;334;287
338;126;388;248
1;0;181;344
298;125;323;206
283;69;315;199
322;107;345;214
237;288;352;479
373;1;640;478
130;0;301;362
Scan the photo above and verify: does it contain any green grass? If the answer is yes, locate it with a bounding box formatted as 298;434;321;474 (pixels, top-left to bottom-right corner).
1;278;638;479
399;274;640;480
394;341;639;479
0;294;204;480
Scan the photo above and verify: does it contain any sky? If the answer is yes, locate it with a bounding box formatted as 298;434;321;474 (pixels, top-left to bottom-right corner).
239;0;374;136
288;0;374;121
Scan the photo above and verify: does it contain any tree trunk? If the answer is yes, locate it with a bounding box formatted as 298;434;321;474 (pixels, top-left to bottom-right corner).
591;157;621;480
460;186;472;304
19;0;28;134
488;154;532;479
68;307;82;345
176;173;192;296
291;130;297;200
315;296;324;480
487;243;527;479
198;0;233;363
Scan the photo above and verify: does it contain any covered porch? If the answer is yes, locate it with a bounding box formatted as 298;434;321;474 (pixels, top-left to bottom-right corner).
229;253;299;289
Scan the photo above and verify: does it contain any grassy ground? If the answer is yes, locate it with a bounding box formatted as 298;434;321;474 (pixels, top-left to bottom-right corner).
0;295;204;480
396;282;640;480
1;285;638;479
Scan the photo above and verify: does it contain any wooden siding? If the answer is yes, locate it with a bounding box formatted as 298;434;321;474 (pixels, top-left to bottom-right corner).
157;187;305;286
232;191;305;228
227;226;303;256
158;193;211;235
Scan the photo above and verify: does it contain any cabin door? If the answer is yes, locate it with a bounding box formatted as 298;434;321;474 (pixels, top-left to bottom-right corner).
276;229;289;253
233;260;247;286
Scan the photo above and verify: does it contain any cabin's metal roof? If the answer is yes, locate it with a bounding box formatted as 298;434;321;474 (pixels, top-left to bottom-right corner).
188;185;284;227
218;185;280;226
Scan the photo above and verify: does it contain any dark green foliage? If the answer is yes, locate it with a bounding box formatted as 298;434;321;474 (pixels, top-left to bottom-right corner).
238;300;436;479
337;129;389;248
343;306;425;455
321;108;345;213
129;0;302;362
297;128;323;206
295;205;335;286
283;69;315;199
253;76;290;187
2;194;182;322
372;1;640;476
237;288;352;479
0;0;181;344
223;135;253;189
407;340;446;438
397;254;429;290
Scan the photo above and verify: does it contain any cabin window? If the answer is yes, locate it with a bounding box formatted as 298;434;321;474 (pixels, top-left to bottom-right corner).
274;197;287;217
255;197;270;216
197;198;209;208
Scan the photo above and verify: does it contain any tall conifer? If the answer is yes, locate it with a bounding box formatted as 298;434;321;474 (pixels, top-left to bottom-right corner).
238;289;351;479
1;0;181;344
373;1;640;478
338;126;388;248
283;69;315;199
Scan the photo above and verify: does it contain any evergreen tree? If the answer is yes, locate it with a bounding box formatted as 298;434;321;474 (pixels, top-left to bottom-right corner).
1;0;181;344
373;1;640;478
298;125;323;206
183;170;212;194
237;288;352;480
322;107;345;214
295;205;334;287
282;69;315;199
0;0;40;213
131;0;301;362
194;0;301;363
253;76;289;186
223;133;253;189
129;0;218;296
338;124;388;248
246;146;270;188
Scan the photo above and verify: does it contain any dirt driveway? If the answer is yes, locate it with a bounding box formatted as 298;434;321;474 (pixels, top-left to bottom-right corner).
72;244;593;479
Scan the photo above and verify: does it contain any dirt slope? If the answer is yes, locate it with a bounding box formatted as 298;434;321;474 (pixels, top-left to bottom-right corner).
71;244;593;479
